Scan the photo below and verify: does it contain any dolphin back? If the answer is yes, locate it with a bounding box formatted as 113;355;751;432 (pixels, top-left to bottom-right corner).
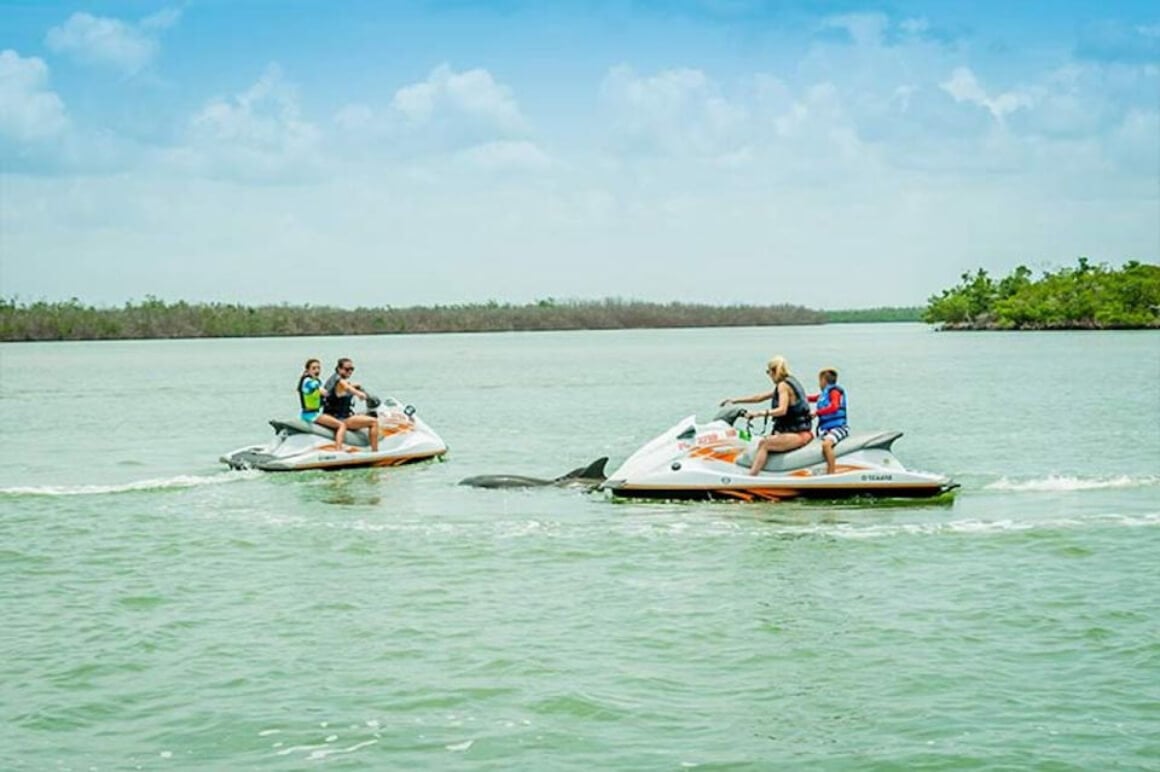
458;474;551;489
460;457;610;490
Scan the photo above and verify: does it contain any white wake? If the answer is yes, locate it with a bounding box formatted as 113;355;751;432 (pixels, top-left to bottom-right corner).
0;470;261;497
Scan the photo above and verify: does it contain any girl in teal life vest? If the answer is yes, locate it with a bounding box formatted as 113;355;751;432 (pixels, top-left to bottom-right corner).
298;358;351;448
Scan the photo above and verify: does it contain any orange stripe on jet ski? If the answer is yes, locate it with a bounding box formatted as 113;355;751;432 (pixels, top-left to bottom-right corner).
689;446;744;463
377;420;416;438
716;488;799;501
716;490;756;502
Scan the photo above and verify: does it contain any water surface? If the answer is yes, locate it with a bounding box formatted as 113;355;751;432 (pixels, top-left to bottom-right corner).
1;324;1157;769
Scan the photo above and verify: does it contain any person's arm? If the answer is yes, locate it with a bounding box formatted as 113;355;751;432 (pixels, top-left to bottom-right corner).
338;379;369;401
720;389;775;406
750;382;793;419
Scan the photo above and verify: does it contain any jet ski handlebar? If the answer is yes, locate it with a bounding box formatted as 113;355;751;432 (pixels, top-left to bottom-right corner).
362;392;418;420
713;405;750;425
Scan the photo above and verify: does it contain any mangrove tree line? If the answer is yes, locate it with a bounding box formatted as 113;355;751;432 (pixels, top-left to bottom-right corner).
0;297;829;342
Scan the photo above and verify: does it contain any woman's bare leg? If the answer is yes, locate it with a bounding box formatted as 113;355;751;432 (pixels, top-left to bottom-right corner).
748;433;811;475
343;415;379;451
316;414;347;448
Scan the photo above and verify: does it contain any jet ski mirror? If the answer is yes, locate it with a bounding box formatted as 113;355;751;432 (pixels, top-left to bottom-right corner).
404;405;416;418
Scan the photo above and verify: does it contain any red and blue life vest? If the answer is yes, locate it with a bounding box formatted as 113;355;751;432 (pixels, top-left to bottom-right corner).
815;384;847;432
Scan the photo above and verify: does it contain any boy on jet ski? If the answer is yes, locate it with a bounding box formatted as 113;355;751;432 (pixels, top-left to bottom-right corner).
322;357;379;452
808;367;848;475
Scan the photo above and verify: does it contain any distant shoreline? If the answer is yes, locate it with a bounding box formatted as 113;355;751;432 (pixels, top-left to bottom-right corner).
935;321;1160;331
0;298;922;342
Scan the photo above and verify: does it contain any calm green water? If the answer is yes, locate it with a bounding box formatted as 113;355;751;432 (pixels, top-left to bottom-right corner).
1;324;1158;770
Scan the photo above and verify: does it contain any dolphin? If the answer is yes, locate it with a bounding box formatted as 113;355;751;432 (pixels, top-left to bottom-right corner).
459;457;609;490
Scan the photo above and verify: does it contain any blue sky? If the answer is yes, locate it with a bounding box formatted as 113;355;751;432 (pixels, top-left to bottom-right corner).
1;1;1157;308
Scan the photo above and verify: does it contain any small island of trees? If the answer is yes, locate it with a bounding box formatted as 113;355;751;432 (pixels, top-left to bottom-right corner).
923;259;1160;330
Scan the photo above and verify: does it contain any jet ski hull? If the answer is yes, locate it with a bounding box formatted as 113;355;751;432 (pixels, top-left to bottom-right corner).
601;416;955;502
605;480;957;501
221;398;447;472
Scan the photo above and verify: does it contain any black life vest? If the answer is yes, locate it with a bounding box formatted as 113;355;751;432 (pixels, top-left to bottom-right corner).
772;375;813;434
322;373;354;419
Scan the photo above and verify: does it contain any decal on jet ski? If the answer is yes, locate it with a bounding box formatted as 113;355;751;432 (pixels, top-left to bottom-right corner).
693;430;736;446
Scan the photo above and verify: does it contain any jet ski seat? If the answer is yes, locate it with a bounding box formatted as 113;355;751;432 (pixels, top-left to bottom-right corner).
269;419;374;448
736;431;903;472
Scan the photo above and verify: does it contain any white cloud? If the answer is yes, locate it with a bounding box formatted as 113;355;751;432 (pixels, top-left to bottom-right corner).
599;65;873;176
458;140;552;171
333;103;376;132
0;50;69;142
390;64;526;134
141;8;182;33
940;66;1031;125
45;8;181;74
1105;108;1160;173
899;17;930;37
171;65;322;181
820;13;889;47
600;65;748;157
331;64;533;161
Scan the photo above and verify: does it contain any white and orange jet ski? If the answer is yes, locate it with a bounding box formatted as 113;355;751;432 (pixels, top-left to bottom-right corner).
600;407;955;501
221;395;447;472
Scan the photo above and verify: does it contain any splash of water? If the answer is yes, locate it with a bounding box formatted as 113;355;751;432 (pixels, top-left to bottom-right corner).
985;474;1160;492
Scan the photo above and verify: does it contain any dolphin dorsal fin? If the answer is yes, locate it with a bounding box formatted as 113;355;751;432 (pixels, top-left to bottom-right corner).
576;457;609;481
556;456;609;482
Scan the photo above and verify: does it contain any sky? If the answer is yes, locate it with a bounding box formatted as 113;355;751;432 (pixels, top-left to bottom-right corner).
1;0;1157;309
